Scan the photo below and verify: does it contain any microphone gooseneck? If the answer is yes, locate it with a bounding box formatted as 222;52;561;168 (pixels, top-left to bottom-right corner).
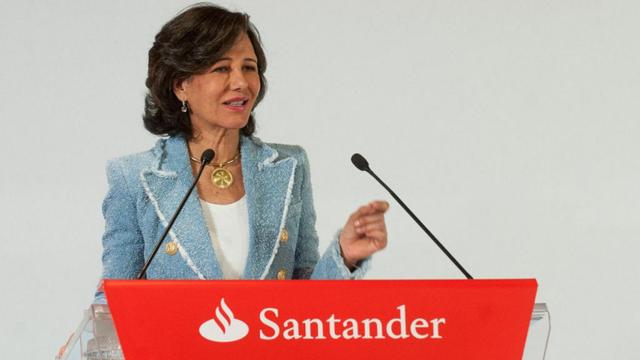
351;153;474;279
137;148;215;279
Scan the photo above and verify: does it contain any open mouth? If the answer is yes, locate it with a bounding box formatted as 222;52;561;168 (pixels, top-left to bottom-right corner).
223;99;249;106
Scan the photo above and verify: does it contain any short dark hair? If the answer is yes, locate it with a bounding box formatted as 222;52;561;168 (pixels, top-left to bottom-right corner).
143;3;267;138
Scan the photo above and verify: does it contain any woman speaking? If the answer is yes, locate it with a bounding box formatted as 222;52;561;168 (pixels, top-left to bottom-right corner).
96;3;388;298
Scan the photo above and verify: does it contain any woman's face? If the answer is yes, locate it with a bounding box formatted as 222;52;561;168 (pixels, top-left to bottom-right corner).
175;33;261;134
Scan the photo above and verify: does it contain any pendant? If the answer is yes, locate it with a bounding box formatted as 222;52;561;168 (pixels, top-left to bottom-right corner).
211;167;233;189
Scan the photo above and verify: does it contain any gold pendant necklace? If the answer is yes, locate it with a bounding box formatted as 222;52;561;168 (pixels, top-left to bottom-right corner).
211;167;233;189
190;151;241;189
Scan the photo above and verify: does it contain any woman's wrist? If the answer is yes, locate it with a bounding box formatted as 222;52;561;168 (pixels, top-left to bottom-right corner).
338;236;358;271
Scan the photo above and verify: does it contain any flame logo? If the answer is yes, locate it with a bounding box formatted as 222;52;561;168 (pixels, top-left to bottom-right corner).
199;298;249;342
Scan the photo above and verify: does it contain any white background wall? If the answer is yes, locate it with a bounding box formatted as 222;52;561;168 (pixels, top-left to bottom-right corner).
1;1;639;358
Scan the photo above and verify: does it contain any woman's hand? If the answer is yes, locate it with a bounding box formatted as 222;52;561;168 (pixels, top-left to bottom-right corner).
339;200;390;269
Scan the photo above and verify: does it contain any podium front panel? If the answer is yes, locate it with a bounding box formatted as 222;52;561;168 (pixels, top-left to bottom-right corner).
105;279;536;360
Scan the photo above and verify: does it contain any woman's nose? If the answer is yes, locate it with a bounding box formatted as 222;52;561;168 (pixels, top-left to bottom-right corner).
229;69;248;90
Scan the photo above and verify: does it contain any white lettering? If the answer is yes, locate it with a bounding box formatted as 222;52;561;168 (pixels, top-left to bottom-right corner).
283;319;301;340
342;318;361;339
430;318;446;339
302;318;326;339
410;318;429;339
362;318;385;339
257;305;445;341
386;305;410;339
259;308;279;340
327;314;341;339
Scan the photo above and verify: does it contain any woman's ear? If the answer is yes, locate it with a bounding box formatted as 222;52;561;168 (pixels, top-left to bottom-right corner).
173;78;188;101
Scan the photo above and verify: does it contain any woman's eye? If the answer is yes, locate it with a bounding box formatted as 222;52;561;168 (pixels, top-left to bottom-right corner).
243;65;257;72
212;66;230;73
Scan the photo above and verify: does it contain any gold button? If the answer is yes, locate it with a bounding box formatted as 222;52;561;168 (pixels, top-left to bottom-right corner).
165;241;178;256
277;269;286;280
280;229;289;243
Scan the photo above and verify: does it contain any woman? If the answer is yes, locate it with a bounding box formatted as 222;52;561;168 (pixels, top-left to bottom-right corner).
96;4;388;300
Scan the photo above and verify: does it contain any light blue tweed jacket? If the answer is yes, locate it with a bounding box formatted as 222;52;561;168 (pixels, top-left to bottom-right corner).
97;135;369;298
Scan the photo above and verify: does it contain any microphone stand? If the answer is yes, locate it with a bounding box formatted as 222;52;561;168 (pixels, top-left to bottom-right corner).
351;154;474;279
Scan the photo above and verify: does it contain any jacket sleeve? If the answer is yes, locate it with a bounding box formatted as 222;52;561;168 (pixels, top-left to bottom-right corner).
292;148;371;280
94;159;144;303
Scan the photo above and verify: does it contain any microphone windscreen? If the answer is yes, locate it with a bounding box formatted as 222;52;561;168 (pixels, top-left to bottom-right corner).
351;153;370;171
201;149;215;165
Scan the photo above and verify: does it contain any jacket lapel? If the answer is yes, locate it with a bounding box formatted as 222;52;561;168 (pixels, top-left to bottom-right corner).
140;136;222;279
139;135;296;280
240;136;297;279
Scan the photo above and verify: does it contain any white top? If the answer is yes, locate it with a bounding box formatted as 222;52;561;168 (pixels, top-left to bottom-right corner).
199;196;249;279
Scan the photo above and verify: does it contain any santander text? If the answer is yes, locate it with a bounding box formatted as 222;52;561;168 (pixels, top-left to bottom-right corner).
259;305;445;340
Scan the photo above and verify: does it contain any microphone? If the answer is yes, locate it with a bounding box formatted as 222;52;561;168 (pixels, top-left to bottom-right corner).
137;149;215;279
201;148;215;165
351;153;369;171
350;153;474;279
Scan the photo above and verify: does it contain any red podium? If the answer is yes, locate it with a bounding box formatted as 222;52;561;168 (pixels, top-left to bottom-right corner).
103;279;536;359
